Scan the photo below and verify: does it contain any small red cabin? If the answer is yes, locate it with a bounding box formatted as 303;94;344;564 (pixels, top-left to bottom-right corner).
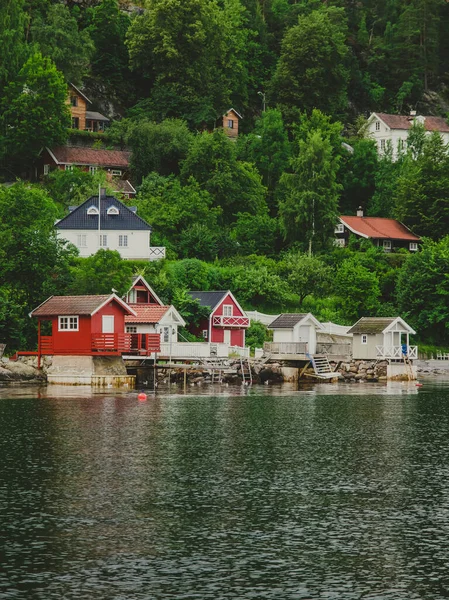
30;294;160;363
188;290;250;347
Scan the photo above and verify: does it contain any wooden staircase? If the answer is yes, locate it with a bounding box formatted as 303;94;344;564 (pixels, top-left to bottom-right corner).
306;354;340;380
240;357;253;385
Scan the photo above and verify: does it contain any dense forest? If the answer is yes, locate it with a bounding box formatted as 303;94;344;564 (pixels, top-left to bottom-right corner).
1;0;449;352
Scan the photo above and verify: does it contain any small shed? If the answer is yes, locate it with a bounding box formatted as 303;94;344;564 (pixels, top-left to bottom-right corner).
347;317;417;360
222;108;242;138
268;313;324;355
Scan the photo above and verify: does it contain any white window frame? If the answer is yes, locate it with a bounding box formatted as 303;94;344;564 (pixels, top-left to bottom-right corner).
77;234;87;248
228;119;234;129
335;223;344;233
161;326;170;343
361;334;368;345
89;166;98;174
99;234;108;247
87;206;99;215
223;304;233;317
375;121;380;131
107;206;119;215
409;242;418;251
119;234;128;247
126;326;137;333
334;238;345;247
380;139;386;151
383;239;392;251
111;169;122;176
65;165;74;171
58;316;79;331
202;330;208;339
43;164;50;175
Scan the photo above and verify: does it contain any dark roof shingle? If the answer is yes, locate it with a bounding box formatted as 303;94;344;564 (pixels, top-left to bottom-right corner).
31;295;112;317
375;113;449;133
189;291;228;309
56;195;151;231
49;146;130;168
347;317;396;335
269;314;308;328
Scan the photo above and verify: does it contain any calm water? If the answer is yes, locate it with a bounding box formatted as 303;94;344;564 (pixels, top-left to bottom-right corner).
2;380;449;599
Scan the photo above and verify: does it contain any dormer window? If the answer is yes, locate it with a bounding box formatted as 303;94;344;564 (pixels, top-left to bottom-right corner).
107;206;119;215
375;121;380;131
87;206;99;215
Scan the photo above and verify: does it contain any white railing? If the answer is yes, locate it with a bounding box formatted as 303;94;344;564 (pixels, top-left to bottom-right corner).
213;315;250;327
148;246;166;261
158;342;238;359
376;345;418;359
316;342;352;356
229;345;250;358
264;342;308;355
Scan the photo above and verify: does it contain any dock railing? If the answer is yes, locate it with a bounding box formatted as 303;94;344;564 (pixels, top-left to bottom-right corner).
263;342;308;355
376;345;418;359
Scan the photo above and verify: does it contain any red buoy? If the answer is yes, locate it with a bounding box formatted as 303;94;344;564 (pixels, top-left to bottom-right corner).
138;392;147;401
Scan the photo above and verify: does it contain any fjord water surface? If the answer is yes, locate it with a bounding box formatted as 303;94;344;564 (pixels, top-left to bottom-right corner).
1;381;449;599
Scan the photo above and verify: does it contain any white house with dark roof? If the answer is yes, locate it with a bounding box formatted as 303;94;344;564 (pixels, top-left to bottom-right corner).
347;317;417;360
267;313;324;355
55;190;165;260
367;111;449;158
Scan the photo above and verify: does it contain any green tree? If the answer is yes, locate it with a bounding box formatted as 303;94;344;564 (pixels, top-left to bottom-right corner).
396;237;449;344
128;119;193;183
334;257;381;322
70;250;133;296
43;167;111;211
245;320;270;350
279;130;341;252
0;0;28;91
181;129;267;224
271;7;350;122
231;212;280;256
136;173;220;248
278;252;332;305
0;51;70;168
237;108;290;212
339;138;378;214
179;224;219;261
126;0;247;126
31;4;94;84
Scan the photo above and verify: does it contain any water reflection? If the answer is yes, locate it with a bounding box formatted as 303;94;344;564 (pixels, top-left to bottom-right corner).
1;381;449;598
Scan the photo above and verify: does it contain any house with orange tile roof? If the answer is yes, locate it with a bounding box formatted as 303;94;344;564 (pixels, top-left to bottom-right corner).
335;207;421;252
367;111;449;158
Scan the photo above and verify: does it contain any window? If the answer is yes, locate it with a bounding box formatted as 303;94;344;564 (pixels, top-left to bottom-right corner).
334;238;345;247
375;121;380;131
223;305;233;317
126;326;137;333
409;242;418;251
87;206;99;215
202;330;208;339
58;316;78;331
89;166;98;174
228;119;234;129
111;170;122;176
107;206;119;215
77;234;87;247
335;223;344;233
99;234;108;247
383;240;392;251
162;326;170;343
43;164;50;175
380;139;386;151
65;165;74;171
71;117;79;129
70;95;78;107
361;334;368;345
119;235;128;247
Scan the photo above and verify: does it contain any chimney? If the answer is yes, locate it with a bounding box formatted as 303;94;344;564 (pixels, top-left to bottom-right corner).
357;206;364;217
100;187;107;198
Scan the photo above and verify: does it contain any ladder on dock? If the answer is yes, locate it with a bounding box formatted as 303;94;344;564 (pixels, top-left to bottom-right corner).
403;354;414;381
240;357;253;386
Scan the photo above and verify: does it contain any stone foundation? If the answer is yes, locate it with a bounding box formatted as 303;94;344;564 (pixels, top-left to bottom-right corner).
337;359;416;382
47;355;135;387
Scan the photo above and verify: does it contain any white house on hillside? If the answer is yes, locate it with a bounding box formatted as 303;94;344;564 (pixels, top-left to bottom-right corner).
366;112;449;159
55;191;165;261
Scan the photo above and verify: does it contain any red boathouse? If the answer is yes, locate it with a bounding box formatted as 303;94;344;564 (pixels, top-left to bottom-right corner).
188;290;250;347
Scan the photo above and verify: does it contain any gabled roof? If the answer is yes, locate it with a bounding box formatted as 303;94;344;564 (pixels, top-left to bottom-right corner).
347;317;416;335
125;304;186;326
340;216;420;241
113;180;136;196
30;294;136;318
269;313;324;330
223;108;243;119
46;146;130;168
56;195;152;231
125;275;163;305
188;290;246;316
370;112;449;133
69;82;91;105
125;305;170;324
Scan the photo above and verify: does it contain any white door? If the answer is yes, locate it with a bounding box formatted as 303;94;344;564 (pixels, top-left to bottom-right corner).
102;315;114;333
224;330;231;345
